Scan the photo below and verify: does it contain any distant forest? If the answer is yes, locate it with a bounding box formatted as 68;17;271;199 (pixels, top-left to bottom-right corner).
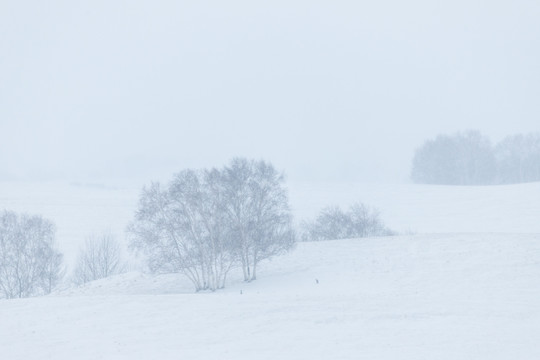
412;131;540;185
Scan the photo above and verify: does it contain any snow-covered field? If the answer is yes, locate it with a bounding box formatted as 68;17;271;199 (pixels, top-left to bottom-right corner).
1;181;540;359
2;234;540;359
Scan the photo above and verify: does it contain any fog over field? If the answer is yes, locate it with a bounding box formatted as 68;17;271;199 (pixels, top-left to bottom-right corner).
1;1;539;183
1;1;540;359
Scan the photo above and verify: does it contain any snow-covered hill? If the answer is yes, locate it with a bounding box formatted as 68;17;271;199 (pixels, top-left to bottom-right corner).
2;234;540;359
1;181;539;358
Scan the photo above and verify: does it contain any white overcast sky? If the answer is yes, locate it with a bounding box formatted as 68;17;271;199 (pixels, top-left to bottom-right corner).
1;1;539;183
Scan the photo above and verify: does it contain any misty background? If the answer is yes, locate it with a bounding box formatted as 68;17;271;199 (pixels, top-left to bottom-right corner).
1;1;539;184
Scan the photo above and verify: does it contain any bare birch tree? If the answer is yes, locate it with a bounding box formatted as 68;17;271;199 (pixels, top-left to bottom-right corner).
0;211;64;299
128;170;235;291
128;159;295;290
72;232;127;285
221;158;295;282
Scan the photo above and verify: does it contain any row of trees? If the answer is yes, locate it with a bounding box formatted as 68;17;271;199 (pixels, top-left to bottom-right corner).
128;158;296;291
0;158;295;297
2;158;397;298
301;203;394;241
412;131;540;185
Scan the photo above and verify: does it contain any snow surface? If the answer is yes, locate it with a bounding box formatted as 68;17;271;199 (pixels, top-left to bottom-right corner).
2;234;540;359
1;181;540;359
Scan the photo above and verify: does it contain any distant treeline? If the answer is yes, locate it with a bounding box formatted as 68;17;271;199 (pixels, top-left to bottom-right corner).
412;131;540;185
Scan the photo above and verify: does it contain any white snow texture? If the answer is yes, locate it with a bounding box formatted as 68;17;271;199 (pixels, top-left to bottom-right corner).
1;182;540;359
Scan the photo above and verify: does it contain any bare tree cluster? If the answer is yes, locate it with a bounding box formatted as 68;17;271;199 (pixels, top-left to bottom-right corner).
411;131;496;185
494;133;540;184
128;158;295;291
0;211;64;299
412;131;540;185
72;232;127;285
301;203;394;241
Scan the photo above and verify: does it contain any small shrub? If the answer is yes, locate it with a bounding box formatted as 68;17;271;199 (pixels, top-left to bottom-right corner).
301;203;394;241
72;232;127;286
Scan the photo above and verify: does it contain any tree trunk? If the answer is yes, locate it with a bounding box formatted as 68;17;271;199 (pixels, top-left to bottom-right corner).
251;259;257;281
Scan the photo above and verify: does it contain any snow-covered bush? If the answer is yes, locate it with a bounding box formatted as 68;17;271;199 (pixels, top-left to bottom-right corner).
301;203;394;241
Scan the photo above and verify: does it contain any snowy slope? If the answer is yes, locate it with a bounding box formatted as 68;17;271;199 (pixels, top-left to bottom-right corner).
2;234;540;359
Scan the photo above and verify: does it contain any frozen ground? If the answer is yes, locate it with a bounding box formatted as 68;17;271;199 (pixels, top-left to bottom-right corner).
1;181;539;359
1;234;540;359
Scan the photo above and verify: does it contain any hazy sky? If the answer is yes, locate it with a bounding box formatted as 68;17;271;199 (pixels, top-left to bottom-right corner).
1;1;539;183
